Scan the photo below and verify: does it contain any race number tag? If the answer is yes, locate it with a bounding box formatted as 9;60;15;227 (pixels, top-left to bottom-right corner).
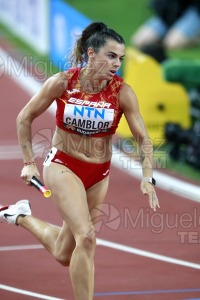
63;104;114;135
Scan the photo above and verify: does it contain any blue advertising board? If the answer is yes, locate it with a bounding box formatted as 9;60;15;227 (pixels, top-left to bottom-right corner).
50;0;91;71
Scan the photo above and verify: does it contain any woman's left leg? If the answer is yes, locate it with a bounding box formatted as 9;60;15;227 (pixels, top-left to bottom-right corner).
43;161;110;300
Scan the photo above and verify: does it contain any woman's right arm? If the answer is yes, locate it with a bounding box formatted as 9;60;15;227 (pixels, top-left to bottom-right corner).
16;72;68;183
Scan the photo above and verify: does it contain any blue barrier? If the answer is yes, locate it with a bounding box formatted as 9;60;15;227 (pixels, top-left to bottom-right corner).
50;0;91;71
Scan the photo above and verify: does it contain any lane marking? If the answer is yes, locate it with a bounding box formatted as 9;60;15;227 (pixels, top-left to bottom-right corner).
1;143;200;203
0;46;200;203
0;143;44;160
1;48;200;300
94;288;200;296
1;238;200;270
112;145;200;203
0;144;22;160
1;284;200;299
97;239;200;270
0;244;43;251
0;284;66;300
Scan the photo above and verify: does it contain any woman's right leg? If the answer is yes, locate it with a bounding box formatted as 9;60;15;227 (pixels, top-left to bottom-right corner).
15;159;109;300
17;216;75;266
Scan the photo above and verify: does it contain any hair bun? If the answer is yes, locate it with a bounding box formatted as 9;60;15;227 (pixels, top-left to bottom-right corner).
87;22;108;33
71;21;124;67
81;22;108;43
96;22;108;32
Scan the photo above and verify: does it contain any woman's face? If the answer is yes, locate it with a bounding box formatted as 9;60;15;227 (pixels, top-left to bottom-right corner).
87;39;125;80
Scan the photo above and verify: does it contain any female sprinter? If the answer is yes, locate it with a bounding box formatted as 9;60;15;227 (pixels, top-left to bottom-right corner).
0;22;159;300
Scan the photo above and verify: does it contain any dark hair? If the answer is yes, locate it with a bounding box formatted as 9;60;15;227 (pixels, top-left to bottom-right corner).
71;22;125;67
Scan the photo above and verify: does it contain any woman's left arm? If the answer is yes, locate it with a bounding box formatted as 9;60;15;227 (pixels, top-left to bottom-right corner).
120;83;160;211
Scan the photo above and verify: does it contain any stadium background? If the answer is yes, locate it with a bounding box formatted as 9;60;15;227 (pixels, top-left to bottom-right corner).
0;1;200;300
0;0;200;180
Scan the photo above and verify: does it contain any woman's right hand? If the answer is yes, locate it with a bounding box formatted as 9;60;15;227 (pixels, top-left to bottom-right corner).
21;164;40;185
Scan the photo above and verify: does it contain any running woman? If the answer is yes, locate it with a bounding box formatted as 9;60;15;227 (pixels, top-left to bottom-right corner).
0;22;159;300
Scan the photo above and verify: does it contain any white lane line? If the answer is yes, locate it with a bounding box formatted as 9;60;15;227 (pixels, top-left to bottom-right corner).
0;244;43;251
1;47;199;300
0;48;42;95
0;145;22;160
0;143;45;160
1;46;200;203
0;284;66;300
97;239;200;270
1;239;200;270
111;146;200;203
1;143;200;203
0;46;200;271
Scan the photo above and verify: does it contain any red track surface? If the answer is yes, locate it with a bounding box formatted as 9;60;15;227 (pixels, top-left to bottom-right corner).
0;63;200;300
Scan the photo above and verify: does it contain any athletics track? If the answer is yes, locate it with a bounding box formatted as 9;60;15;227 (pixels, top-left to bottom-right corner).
0;46;200;300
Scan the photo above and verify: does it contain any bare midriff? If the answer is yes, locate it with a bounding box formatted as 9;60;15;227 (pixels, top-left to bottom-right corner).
52;126;113;164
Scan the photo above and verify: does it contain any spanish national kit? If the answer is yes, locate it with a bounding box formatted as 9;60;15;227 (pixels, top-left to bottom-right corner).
56;68;123;137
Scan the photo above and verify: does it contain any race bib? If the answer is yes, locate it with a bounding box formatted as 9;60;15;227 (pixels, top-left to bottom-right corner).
63;104;114;135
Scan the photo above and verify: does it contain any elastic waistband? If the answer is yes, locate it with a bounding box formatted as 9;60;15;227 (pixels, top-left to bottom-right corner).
51;147;111;167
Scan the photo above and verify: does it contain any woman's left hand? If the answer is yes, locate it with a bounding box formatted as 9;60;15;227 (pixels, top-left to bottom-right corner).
140;181;160;211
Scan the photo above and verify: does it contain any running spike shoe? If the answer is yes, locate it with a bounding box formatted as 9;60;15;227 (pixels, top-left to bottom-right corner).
0;200;31;225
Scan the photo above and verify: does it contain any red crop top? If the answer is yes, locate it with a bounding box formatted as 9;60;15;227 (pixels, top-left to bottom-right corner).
56;68;123;137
